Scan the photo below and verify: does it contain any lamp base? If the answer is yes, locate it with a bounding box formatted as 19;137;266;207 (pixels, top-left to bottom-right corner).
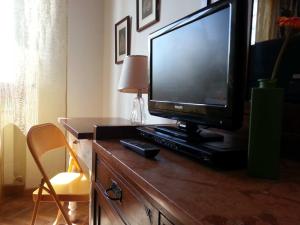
131;93;146;125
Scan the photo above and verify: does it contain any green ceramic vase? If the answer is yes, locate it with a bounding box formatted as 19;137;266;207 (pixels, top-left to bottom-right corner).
248;79;284;179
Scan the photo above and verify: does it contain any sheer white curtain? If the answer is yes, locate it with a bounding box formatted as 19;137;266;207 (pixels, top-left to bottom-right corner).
0;0;67;196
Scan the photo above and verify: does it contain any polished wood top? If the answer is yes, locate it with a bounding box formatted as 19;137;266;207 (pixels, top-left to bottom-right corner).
93;139;300;225
59;117;131;139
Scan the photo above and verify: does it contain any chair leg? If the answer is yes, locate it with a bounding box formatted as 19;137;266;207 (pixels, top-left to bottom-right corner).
48;189;72;225
53;201;64;225
31;179;44;225
43;178;72;225
54;200;72;225
30;198;41;225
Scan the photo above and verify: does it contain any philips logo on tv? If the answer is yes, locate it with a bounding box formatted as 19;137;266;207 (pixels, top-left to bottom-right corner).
174;105;183;110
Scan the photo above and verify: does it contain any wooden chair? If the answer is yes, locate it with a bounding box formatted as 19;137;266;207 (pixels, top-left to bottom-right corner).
27;123;90;225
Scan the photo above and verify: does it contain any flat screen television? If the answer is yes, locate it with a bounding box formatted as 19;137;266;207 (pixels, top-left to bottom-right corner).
148;0;249;131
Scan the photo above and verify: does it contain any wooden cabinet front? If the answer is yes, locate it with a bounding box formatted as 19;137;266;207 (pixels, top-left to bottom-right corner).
93;187;125;225
93;147;160;225
97;159;158;225
159;214;174;225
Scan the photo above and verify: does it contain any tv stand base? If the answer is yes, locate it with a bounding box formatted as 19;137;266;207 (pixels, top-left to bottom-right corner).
137;126;247;169
154;126;224;142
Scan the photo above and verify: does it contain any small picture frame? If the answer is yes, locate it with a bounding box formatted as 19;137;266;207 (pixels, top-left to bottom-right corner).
115;16;131;64
137;0;160;32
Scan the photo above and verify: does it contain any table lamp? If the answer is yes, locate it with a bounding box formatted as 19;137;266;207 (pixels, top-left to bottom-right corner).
118;55;148;124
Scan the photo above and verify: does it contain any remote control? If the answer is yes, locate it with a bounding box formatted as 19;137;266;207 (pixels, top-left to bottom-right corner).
120;139;160;158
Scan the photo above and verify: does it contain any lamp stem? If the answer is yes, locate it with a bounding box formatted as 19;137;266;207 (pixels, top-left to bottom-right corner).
137;91;142;98
130;91;146;124
137;91;143;124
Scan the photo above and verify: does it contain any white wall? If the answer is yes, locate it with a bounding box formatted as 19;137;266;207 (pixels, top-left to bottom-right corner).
67;0;104;117
100;0;207;123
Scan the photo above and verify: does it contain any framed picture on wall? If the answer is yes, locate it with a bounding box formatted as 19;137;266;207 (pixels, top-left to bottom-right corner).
137;0;160;32
115;16;131;64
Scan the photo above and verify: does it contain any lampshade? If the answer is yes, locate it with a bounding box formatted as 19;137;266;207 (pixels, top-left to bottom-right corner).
118;55;148;93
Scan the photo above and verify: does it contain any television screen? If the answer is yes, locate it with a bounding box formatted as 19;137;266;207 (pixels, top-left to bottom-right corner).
151;6;230;107
148;0;248;130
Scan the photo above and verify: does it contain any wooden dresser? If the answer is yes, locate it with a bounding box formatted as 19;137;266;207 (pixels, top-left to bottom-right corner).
92;137;300;225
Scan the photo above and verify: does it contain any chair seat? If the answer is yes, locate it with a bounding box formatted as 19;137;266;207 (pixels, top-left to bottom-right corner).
33;172;90;202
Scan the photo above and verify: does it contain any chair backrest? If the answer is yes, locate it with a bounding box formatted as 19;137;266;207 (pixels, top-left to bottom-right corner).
27;123;67;158
27;123;82;179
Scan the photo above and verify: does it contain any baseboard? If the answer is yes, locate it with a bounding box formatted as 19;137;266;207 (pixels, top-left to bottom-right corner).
2;184;25;197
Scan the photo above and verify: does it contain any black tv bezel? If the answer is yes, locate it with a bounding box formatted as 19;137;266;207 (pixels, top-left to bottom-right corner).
148;0;248;130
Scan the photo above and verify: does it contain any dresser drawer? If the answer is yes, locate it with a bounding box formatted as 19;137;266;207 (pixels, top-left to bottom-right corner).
93;186;126;225
95;157;159;225
159;214;174;225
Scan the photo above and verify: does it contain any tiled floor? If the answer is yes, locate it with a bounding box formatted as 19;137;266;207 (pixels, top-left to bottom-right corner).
0;193;89;225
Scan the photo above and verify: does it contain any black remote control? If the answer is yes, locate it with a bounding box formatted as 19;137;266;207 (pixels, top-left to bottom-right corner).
120;139;160;158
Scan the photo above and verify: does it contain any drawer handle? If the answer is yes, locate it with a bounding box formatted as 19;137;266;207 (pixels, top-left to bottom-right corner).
145;206;153;224
104;181;122;201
